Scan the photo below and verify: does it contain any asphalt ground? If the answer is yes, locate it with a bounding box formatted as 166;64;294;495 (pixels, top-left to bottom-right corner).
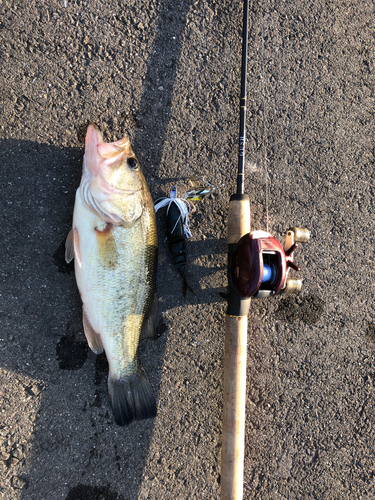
1;0;375;499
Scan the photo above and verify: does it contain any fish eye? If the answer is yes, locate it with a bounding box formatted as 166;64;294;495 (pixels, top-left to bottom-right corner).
127;158;138;170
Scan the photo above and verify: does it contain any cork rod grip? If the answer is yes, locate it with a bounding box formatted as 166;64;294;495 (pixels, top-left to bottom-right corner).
221;315;248;500
227;198;250;245
221;196;250;500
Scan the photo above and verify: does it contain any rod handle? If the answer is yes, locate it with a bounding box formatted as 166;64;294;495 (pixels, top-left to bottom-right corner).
227;195;250;245
221;315;248;500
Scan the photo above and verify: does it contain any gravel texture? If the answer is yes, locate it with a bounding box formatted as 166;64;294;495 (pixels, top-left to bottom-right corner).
1;0;375;499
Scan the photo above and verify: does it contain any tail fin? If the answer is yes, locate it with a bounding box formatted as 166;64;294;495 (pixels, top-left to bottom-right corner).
108;368;156;426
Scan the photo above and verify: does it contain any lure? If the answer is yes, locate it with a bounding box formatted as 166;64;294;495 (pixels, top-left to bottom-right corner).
182;187;212;202
155;186;212;297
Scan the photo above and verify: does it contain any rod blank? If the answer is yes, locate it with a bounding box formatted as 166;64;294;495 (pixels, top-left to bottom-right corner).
237;0;250;195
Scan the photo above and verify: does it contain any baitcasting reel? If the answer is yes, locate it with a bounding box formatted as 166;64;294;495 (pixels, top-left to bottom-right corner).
230;227;310;298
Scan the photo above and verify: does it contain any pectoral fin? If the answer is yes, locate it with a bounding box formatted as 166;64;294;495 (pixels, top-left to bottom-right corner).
65;229;75;263
65;228;82;267
83;309;104;354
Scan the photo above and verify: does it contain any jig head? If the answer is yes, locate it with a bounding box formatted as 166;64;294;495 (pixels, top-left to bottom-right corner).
230;227;310;298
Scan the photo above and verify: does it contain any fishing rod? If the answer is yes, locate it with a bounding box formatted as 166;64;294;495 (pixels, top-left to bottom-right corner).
221;1;310;498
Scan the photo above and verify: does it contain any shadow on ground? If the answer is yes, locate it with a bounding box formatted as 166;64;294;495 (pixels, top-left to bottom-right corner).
0;135;327;499
0;1;224;498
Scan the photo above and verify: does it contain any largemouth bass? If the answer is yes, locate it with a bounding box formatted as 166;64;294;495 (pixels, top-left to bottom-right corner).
65;124;158;426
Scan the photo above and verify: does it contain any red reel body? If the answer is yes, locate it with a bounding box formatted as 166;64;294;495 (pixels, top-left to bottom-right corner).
230;229;308;298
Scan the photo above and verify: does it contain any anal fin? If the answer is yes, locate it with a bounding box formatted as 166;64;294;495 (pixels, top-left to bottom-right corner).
140;294;158;340
83;309;104;354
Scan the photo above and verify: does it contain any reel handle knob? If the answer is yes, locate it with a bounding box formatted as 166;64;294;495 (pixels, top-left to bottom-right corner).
290;227;310;243
282;279;303;294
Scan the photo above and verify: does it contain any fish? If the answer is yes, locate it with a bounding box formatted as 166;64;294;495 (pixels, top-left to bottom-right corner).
65;124;158;426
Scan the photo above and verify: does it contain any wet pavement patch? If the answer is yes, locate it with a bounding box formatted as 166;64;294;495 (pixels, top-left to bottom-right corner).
277;295;324;325
56;335;88;370
65;484;122;500
92;353;108;408
365;322;375;343
94;353;108;385
155;317;168;338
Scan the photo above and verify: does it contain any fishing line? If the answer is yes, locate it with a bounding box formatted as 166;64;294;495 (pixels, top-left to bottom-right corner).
260;0;270;233
155;1;216;241
175;0;216;192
